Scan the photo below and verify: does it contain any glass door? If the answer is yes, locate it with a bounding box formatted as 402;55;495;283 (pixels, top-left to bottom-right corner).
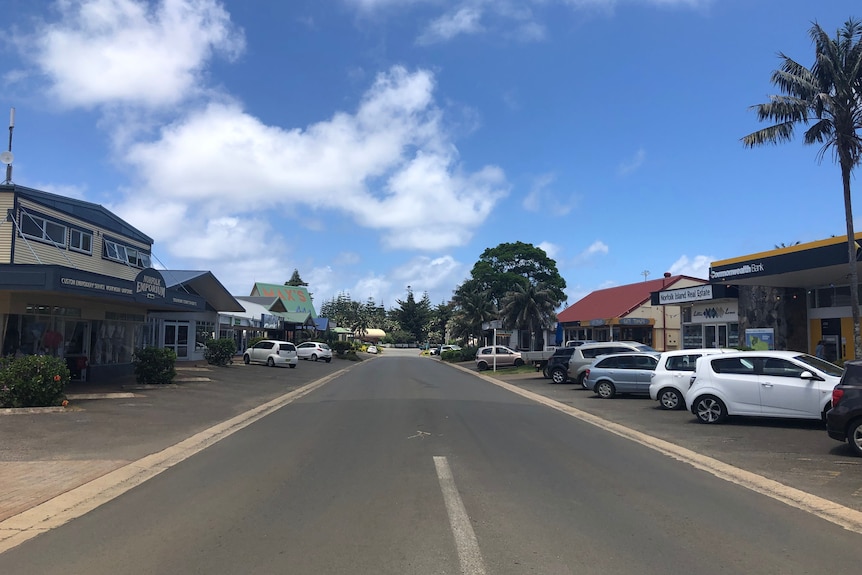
703;324;728;348
163;321;190;359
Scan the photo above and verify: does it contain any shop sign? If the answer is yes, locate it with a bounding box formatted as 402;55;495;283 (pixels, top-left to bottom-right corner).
135;268;166;302
691;302;739;324
658;285;713;304
710;261;765;280
619;317;650;325
590;319;606;326
60;274;133;297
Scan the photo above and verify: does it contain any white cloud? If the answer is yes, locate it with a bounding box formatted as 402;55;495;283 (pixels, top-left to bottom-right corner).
24;0;244;110
618;148;646;175
417;6;484;45
582;240;609;258
668;254;712;280
537;241;561;260
521;172;579;215
110;65;507;254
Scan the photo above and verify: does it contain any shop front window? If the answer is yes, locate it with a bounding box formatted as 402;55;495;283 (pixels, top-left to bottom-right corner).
196;321;215;353
683;324;703;349
91;314;145;365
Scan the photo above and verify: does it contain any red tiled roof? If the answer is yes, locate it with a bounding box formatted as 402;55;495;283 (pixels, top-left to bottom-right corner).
557;275;705;323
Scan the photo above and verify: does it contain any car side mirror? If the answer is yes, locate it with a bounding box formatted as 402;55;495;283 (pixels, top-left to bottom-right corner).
799;370;821;381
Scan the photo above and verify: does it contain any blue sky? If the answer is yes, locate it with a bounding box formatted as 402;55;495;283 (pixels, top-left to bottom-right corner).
2;0;859;311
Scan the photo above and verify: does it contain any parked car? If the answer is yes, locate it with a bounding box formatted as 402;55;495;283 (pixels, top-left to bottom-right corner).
475;346;524;371
649;348;735;410
243;340;298;368
686;350;843;424
544;346;579;379
432;344;462;355
826;359;862;456
366;345;379;354
550;341;657;386
583;352;660;399
564;340;596;347
295;341;332;362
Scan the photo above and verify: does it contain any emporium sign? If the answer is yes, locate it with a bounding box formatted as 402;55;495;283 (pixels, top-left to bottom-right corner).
135;269;166;302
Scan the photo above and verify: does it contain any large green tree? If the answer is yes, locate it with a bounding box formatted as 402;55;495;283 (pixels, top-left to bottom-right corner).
391;288;432;343
742;18;862;358
469;241;567;310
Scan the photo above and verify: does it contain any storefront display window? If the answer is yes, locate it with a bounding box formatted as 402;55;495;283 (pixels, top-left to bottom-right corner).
683;324;703;348
90;312;146;365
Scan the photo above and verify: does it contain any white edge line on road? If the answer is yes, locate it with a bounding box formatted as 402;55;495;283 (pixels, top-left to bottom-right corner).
434;456;488;575
0;368;350;554
461;365;862;535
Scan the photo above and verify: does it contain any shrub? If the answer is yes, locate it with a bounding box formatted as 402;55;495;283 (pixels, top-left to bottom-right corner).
0;355;69;408
203;338;237;366
330;340;353;356
133;347;177;385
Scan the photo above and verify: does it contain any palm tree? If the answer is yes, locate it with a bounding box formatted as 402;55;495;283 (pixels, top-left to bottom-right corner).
451;280;497;344
742;18;862;358
499;282;557;351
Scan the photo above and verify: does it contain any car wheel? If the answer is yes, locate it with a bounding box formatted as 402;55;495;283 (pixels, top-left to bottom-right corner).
658;388;684;410
514;358;524;367
551;367;567;384
596;381;615;399
846;418;862;457
693;395;727;424
267;357;275;367
311;354;318;362
243;354;250;365
542;366;550;378
477;361;488;371
578;372;589;389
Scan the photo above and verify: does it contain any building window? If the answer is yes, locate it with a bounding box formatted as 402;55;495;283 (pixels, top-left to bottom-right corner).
103;239;151;268
69;228;93;254
20;212;67;247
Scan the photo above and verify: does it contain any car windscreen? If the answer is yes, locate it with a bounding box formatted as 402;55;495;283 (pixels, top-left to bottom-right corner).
793;354;844;377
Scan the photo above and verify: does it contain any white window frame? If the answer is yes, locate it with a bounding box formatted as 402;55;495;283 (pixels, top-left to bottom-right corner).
19;213;67;247
68;228;93;254
103;239;151;268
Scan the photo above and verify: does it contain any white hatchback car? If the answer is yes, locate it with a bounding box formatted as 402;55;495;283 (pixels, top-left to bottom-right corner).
243;340;298;368
685;350;844;424
295;341;333;362
649;348;735;410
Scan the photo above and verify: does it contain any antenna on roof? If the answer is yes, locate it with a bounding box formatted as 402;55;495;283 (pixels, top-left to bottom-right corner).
1;107;14;185
641;269;650;282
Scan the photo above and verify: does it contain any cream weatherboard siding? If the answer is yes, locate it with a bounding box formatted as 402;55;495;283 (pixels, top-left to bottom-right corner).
0;191;13;263
13;198;149;281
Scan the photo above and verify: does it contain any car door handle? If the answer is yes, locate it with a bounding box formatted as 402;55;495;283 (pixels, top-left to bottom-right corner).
761;383;773;388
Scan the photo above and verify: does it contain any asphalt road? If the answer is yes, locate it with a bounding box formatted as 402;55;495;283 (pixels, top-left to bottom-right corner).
0;352;860;574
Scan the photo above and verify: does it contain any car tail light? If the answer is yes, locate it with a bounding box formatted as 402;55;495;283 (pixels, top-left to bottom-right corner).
688;375;696;388
832;387;844;408
584;368;590;378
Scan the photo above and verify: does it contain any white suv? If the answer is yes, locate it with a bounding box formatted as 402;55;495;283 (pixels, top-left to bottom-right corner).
243;340;298;368
685;350;843;424
649;348;735;410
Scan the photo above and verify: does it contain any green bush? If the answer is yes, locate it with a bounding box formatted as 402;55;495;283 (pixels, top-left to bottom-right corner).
441;346;478;363
331;340;353;356
133;347;177;385
203;338;237;366
0;355;69;408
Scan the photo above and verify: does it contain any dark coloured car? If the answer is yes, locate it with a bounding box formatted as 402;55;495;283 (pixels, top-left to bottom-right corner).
827;359;862;456
545;347;578;380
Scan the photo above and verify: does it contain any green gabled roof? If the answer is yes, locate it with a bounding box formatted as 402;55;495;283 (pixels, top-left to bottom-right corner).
250;282;317;318
277;311;315;325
